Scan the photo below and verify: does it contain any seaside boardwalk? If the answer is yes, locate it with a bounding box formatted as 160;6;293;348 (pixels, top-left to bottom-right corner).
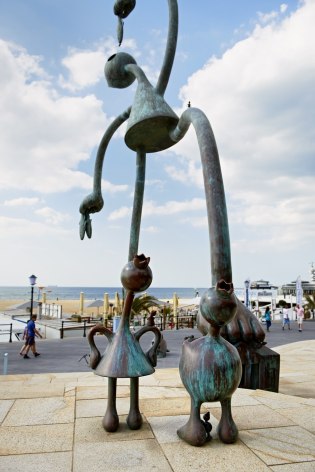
0;321;314;375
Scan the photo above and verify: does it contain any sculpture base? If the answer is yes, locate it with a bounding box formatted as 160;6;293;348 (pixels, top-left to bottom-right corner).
237;343;280;392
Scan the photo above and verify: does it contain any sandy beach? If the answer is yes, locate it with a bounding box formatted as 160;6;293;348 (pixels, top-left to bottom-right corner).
0;297;197;317
0;299;106;316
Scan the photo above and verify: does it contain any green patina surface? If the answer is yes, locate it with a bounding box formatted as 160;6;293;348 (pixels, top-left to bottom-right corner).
180;335;242;405
95;326;154;378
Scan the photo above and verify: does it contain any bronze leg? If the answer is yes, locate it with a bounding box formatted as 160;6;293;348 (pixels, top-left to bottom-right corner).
177;397;207;447
217;398;238;443
127;377;142;430
102;377;119;432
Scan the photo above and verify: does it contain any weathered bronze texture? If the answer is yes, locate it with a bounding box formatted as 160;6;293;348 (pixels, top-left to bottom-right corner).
79;0;274;443
177;285;242;446
198;300;280;393
88;255;161;431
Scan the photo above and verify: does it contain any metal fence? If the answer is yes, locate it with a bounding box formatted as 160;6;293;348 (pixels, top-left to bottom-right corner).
0;323;13;342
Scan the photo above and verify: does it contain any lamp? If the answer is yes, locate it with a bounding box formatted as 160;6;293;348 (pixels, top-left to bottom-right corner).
29;274;37;319
244;279;250;309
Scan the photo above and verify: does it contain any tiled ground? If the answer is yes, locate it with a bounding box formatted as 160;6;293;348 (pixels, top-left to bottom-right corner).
0;340;314;471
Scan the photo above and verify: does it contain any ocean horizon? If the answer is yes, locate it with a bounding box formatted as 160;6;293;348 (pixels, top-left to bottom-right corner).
0;286;207;301
0;285;277;302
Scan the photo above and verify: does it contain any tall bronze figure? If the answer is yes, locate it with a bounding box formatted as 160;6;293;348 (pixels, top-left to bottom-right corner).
79;0;271;444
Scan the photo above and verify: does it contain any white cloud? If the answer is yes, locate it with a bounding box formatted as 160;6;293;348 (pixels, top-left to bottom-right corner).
181;216;207;228
0;215;70;239
143;198;206;216
0;39;110;194
108;206;131;220
143;225;159;233
108;198;206;221
258;3;289;24
35;207;69;225
3;197;40;207
169;0;315;253
102;180;128;194
59;38;138;92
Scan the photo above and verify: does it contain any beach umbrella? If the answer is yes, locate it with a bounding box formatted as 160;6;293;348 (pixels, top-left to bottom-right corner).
85;299;103;316
103;293;109;322
173;292;178;317
9;300;39;310
114;292;121;315
79;292;84;316
85;299;104;308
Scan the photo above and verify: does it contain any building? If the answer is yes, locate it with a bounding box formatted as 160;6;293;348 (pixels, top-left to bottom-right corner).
250;280;278;290
281;280;315;297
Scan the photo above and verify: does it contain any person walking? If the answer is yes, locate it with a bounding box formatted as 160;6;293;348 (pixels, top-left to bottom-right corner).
282;305;291;330
295;304;304;332
23;314;42;359
265;306;272;332
19;320;30;356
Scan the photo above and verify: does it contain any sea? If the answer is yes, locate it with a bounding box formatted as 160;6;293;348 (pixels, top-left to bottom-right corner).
0;286;277;302
0;286;208;302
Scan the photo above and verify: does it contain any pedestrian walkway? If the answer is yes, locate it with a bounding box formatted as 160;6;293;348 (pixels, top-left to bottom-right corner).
1;321;314;375
0;340;314;471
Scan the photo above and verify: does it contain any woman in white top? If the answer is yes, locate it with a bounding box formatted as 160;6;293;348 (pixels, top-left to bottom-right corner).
295;304;304;332
282;306;291;330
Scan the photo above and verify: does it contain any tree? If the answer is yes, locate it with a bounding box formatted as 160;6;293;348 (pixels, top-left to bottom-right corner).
131;294;161;318
278;299;287;308
304;294;315;319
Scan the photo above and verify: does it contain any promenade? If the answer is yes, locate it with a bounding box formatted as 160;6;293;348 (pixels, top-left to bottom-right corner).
0;323;314;471
1;320;315;375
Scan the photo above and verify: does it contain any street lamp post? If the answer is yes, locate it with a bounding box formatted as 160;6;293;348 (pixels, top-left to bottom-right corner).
244;279;250;309
29;274;37;319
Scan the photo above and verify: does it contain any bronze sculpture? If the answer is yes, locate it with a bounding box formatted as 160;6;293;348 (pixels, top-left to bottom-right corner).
80;0;278;444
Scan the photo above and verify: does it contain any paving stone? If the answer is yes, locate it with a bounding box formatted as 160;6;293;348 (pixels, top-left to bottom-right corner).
0;423;73;455
251;391;307;410
0;399;13;423
279;381;315;398
73;438;172;472
0;451;72;472
270;462;315;471
274;406;315;433
3;396;75;426
75;415;154;443
76;397;130;418
140;396;203;416
138;374;161;386
161;439;270;472
0;383;64;399
204;391;260;409
211;404;294;430
148;414;220;444
140;386;188;399
240;426;315;466
76;385;130;400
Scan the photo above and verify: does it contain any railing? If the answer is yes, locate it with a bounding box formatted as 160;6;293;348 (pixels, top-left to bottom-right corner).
0;323;13;342
130;313;197;330
59;312;197;339
60;319;89;339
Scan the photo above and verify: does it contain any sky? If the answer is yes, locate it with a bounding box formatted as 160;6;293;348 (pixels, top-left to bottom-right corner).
0;0;314;289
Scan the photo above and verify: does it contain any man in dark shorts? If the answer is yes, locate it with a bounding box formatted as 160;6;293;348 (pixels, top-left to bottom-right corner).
23;314;42;359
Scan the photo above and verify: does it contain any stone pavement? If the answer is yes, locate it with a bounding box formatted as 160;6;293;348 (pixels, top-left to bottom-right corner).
0;340;314;472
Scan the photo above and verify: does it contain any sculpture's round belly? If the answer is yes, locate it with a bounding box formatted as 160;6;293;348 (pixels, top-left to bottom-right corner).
179;336;242;403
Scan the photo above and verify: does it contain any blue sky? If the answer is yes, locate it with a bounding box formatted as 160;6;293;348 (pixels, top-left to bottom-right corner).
0;0;314;288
